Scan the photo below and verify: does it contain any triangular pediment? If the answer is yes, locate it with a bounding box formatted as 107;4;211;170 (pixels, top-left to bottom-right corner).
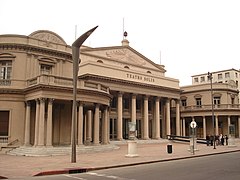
81;46;165;72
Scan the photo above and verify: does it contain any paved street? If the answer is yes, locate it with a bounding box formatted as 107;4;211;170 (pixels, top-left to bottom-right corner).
21;151;239;180
0;140;240;179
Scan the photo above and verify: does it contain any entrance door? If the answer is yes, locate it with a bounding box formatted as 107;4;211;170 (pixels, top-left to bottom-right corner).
0;111;9;143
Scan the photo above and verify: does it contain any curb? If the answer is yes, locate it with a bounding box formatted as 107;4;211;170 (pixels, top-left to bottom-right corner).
34;149;240;177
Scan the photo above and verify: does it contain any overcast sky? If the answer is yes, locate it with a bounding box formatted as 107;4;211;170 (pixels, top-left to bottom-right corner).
1;0;240;86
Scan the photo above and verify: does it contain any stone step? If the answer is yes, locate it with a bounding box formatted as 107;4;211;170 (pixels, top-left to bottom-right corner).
7;144;119;156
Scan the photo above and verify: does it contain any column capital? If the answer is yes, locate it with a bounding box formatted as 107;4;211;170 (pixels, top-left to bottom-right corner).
39;98;46;103
162;97;171;103
48;98;54;104
175;99;180;103
155;96;160;102
77;101;84;106
118;91;124;96
131;93;137;98
94;103;100;109
35;98;40;104
144;95;149;100
25;101;31;106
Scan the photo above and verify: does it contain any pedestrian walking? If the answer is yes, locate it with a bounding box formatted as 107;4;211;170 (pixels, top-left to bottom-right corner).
206;134;210;146
225;135;228;145
220;134;224;145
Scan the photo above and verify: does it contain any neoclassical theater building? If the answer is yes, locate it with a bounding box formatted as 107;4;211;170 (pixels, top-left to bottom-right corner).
0;30;181;149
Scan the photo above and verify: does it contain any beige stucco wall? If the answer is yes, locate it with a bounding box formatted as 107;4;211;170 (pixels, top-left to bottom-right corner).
181;83;238;106
0;99;25;143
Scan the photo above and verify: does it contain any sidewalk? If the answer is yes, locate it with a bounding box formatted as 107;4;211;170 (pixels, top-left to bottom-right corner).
0;140;240;179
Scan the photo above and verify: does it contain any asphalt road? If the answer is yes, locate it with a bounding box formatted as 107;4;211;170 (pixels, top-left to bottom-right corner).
15;151;240;180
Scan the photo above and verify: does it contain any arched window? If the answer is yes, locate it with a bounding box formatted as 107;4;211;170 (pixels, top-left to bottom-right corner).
124;66;129;69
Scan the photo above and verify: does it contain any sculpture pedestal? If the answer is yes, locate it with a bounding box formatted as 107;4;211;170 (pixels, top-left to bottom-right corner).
125;141;139;158
228;136;236;147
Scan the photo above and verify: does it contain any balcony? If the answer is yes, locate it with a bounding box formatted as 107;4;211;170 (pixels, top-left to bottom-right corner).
27;74;110;93
0;75;109;94
181;104;240;112
0;136;8;144
0;80;11;86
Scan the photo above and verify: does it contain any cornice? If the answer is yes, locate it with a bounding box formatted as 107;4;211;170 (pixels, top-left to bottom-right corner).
80;74;181;93
181;87;238;95
0;43;72;60
24;84;112;99
0;88;23;94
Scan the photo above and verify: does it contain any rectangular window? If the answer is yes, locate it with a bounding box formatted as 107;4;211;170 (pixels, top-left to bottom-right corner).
231;97;235;105
218;73;222;80
148;101;152;111
40;64;52;75
123;98;129;109
196;98;202;107
181;100;187;107
194;77;198;83
225;72;230;78
111;97;117;108
235;73;238;78
214;97;221;105
0;61;12;80
200;76;205;82
136;99;141;110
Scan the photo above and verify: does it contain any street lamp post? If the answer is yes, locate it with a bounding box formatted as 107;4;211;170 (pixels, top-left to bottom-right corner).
71;26;98;163
208;72;216;149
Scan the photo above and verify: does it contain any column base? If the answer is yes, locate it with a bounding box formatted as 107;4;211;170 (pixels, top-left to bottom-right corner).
23;143;31;147
143;137;150;140
46;145;53;148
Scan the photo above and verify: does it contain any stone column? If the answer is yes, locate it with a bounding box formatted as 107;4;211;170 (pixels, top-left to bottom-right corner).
103;106;109;144
111;119;115;140
143;96;149;139
238;116;240;138
175;99;180;136
38;98;46;146
77;102;84;145
117;92;123;140
46;98;53;147
215;115;219;135
182;117;186;136
24;101;31;146
107;108;110;143
203;116;206;138
84;114;87;142
166;98;171;136
93;104;100;145
228;116;231;134
131;94;136;124
34;99;40;146
86;110;92;143
155;97;160;139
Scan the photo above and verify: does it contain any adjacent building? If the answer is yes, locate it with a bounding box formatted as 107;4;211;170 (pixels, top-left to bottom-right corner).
180;82;240;138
